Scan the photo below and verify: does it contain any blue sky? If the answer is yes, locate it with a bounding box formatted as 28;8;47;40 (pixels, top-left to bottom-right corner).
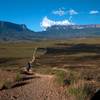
0;0;100;31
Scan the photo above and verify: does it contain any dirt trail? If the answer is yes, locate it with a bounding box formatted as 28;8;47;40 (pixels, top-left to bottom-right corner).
0;72;68;100
52;67;68;73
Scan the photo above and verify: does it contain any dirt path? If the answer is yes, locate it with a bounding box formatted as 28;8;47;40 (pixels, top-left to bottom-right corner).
52;67;68;73
0;72;68;100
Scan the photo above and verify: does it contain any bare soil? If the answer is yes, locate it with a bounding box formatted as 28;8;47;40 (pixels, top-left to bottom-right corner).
0;70;68;100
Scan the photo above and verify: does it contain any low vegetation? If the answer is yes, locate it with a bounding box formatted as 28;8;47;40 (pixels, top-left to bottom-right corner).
2;80;13;89
0;38;100;99
80;69;100;82
67;82;95;100
15;72;22;82
54;68;98;100
55;70;66;85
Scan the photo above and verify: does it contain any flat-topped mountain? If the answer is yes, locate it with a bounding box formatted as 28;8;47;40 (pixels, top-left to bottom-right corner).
44;24;100;39
46;24;100;30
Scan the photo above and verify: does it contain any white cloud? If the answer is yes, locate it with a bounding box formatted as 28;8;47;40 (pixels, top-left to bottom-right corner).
52;8;65;16
67;9;78;15
52;8;78;16
40;16;75;29
89;10;99;14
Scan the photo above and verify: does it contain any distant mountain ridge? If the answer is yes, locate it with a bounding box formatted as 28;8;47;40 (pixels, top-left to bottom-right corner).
46;24;100;30
0;20;100;41
0;21;29;32
43;24;100;39
0;21;39;41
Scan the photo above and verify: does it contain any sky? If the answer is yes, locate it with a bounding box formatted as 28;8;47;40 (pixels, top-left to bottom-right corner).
0;0;100;31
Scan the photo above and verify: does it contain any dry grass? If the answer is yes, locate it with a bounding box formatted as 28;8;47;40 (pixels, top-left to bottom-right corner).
67;80;95;100
0;38;100;99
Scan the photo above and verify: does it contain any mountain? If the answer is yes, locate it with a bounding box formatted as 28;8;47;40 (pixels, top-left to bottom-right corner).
0;21;29;32
42;25;100;39
0;21;40;41
0;20;100;41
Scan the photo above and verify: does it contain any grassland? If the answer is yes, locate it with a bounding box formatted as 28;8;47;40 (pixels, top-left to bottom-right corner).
0;37;100;100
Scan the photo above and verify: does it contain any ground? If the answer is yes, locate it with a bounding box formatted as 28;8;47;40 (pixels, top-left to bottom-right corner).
0;38;100;100
0;69;68;100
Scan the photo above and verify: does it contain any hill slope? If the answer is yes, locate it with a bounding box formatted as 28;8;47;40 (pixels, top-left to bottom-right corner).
0;21;39;41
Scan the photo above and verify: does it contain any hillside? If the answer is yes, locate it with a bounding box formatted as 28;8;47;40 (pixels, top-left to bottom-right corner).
0;21;39;41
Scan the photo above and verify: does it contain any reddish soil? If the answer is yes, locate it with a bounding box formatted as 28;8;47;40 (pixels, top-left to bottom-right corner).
0;70;68;100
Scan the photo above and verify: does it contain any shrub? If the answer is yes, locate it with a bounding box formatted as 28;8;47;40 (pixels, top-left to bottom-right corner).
55;69;81;86
67;82;95;100
15;73;22;82
2;80;13;89
55;70;66;86
66;70;80;84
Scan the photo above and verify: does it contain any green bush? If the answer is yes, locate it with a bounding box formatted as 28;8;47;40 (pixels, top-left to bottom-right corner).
15;73;22;82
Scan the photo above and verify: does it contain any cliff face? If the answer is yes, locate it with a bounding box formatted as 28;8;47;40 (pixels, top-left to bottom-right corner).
43;24;100;39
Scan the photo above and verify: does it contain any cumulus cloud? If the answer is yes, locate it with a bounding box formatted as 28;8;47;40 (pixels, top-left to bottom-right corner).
52;8;65;16
67;9;78;15
40;16;75;29
89;10;99;14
